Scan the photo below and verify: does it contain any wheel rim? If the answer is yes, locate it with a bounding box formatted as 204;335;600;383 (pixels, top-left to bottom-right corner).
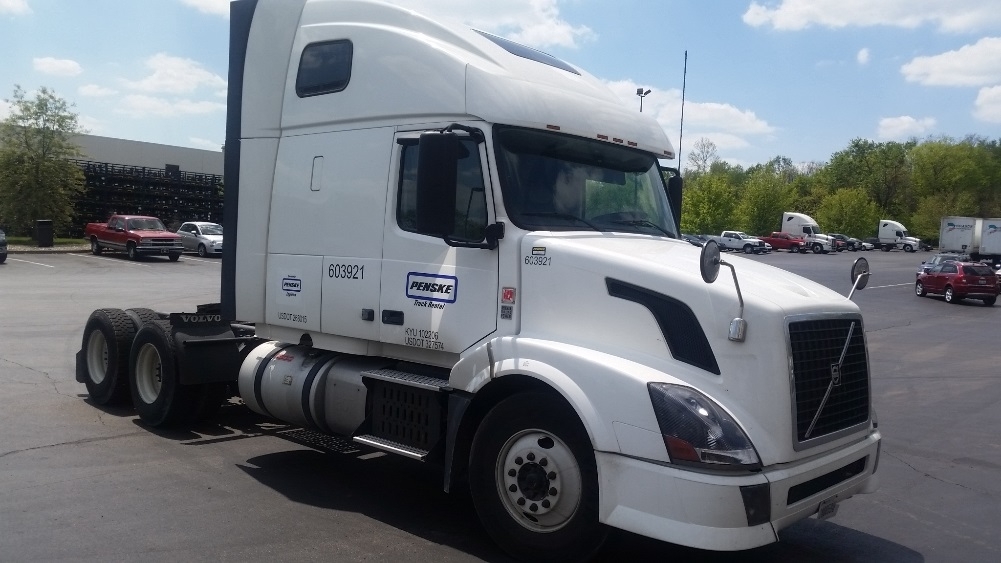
945;287;953;302
91;240;98;252
915;283;923;296
495;429;582;533
198;245;206;257
86;330;109;384
134;342;163;404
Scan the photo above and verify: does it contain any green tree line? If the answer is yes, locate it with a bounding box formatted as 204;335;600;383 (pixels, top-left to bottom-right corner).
680;137;1001;243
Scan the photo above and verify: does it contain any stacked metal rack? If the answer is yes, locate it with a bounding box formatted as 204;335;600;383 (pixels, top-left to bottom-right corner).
70;160;224;237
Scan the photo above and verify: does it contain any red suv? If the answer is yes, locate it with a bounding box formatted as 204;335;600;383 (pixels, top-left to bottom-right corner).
915;261;998;306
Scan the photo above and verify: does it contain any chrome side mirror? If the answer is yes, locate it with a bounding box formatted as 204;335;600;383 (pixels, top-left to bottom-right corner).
699;241;746;342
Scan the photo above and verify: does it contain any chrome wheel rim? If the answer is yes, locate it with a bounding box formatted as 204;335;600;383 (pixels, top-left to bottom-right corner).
495;429;582;533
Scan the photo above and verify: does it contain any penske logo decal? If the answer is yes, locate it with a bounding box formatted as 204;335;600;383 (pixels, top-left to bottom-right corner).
282;276;302;295
406;272;458;304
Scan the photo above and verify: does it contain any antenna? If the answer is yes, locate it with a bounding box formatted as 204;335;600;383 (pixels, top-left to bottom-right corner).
678;50;687;173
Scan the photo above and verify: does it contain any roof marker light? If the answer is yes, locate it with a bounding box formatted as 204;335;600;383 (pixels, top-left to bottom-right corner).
597;134;608;140
546;124;561;131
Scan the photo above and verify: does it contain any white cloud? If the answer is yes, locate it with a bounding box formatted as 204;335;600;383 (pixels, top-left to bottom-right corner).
857;48;870;65
189;137;223;151
125;53;226;95
179;0;229;17
385;0;594;49
743;0;1001;33
117;94;225;118
603;79;774;160
877;116;936;140
974;86;1001;123
33;57;83;77
78;84;117;97
901;37;1001;87
0;98;11;120
0;0;31;15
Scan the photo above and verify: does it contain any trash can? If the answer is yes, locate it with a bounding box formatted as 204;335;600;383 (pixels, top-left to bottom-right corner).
35;219;53;247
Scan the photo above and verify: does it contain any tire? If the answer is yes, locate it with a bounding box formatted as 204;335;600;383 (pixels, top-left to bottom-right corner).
915;282;926;297
197;244;207;258
798;246;807;254
0;253;6;264
168;252;181;262
881;245;891;252
904;244;913;252
812;243;822;254
82;308;135;405
125;307;163;330
129;320;196;427
944;286;960;304
983;296;997;306
743;244;753;254
469;393;607;563
90;238;102;255
127;243;139;261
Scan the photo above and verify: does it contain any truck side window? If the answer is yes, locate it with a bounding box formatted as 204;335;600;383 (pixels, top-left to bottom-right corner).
296;40;353;97
397;140;488;242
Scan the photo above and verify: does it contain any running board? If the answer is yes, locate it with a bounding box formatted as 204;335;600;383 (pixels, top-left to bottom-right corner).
353;434;430;461
360;368;449;390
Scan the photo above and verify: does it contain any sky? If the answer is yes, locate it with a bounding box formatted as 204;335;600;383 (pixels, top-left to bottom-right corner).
2;0;1000;170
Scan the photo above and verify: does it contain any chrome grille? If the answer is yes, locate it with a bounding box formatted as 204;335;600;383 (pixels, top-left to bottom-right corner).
789;317;870;446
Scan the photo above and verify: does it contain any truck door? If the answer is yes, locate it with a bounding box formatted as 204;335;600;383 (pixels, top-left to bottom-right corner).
379;133;498;356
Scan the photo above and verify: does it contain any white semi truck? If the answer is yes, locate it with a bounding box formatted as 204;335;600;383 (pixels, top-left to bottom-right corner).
878;219;921;252
780;212;835;253
939;216;1001;265
75;1;881;560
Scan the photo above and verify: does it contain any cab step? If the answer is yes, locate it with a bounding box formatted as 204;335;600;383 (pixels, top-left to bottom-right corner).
352;434;430;460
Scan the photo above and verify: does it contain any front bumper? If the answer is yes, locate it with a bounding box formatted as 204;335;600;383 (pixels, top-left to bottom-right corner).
597;430;881;551
136;244;184;255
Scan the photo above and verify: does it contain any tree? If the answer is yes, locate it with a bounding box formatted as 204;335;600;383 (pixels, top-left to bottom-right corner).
686;137;719;175
815;188;882;239
735;169;792;235
0;85;85;236
680;172;736;235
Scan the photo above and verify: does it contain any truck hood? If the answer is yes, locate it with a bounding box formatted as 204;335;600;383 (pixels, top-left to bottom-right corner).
131;229;180;238
518;232;866;464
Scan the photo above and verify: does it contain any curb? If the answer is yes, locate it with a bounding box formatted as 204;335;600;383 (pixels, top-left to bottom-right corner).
6;245;91;254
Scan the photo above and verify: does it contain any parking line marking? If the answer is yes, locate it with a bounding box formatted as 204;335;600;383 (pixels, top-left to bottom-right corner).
870;283;912;289
66;253;152;267
7;258;55;268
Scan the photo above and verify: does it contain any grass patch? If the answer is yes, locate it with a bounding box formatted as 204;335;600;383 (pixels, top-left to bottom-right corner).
7;236;87;246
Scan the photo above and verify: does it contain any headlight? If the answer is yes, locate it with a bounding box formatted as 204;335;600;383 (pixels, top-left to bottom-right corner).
648;383;760;469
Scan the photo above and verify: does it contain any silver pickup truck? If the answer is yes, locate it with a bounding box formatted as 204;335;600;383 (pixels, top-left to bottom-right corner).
707;230;769;254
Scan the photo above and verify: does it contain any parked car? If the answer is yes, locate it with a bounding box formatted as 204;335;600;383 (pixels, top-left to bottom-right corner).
916;252;971;278
760;231;807;253
828;233;860;251
0;228;7;264
176;221;224;257
680;233;704;247
915;261;998;306
858;240;874;251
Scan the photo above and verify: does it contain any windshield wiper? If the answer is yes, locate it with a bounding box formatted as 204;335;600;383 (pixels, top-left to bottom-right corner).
611;219;672;237
521;212;604;232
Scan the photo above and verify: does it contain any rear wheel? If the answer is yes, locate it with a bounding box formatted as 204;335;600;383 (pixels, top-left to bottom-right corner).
469;393;606;563
129;320;196;427
915;281;927;297
984;296;997;306
90;238;102;255
944;286;960;303
82;308;135;405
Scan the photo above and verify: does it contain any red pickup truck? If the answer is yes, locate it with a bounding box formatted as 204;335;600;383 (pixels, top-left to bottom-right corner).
759;232;807;253
85;215;184;261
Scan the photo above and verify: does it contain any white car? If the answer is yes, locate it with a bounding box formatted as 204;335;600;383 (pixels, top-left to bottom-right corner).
176;221;223;257
858;241;874;251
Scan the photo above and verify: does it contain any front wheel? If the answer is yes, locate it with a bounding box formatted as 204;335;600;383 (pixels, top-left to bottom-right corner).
915;281;927;297
127;243;139;261
90;238;102;255
168;252;181;262
197;244;207;257
469;393;606;563
743;244;753;254
812;243;822;254
904;244;914;252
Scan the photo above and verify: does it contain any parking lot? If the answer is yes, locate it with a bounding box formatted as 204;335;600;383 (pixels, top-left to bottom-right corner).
1;248;998;562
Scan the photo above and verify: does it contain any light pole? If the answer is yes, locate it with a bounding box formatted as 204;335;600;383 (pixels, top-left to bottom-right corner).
636;88;651;112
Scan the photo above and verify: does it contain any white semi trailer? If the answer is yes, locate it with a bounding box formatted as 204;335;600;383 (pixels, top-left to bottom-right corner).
939;216;1001;265
75;1;881;560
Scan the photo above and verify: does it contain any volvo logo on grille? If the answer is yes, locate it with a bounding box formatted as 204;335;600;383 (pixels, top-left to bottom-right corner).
830;363;842;386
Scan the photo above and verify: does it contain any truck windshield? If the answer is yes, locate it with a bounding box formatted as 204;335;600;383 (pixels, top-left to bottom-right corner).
493;125;677;237
128;218;167;231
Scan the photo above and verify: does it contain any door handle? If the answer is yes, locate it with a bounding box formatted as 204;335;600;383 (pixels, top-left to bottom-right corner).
382;310;404;325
